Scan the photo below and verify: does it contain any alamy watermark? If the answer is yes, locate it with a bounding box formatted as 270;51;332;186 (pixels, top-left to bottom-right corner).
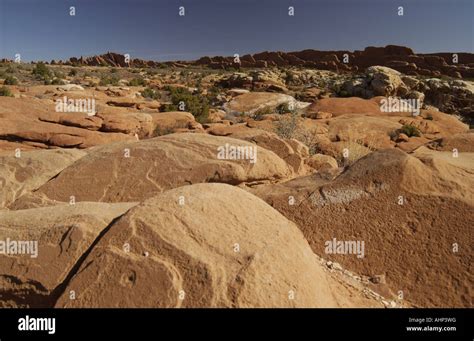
0;238;38;258
380;97;420;116
55;96;96;116
217;143;257;164
325;238;365;259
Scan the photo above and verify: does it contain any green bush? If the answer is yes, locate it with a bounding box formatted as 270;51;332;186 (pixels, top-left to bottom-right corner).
276;102;294;115
3;76;18;85
153;126;175;137
51;78;65;85
68;69;78;77
162;86;209;122
146;68;159;76
0;86;13;97
400;124;421;137
128;77;147;86
54;70;65;79
32;62;52;79
338;90;350;97
252;107;273;121
5;65;15;73
141;87;159;100
99;75;119;86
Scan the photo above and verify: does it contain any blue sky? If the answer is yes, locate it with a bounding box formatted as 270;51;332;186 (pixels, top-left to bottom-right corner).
0;0;472;62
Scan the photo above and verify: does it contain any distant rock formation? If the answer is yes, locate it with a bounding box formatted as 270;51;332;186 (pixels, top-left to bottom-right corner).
43;45;474;79
49;52;185;68
194;45;474;79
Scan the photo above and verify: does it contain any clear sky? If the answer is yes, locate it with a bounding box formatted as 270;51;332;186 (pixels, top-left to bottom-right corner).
0;0;472;62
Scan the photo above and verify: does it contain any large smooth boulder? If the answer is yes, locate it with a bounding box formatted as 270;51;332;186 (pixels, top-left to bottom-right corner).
24;133;292;204
0;202;136;307
251;149;474;307
56;184;348;307
208;125;311;175
305;97;383;117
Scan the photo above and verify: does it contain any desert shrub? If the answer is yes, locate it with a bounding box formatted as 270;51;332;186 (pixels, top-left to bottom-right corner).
274;113;322;155
285;72;295;85
162;86;209;122
128;77;147;86
389;130;399;141
110;68;118;73
400;124;421;137
275;112;299;139
54;70;65;79
3;76;18;85
141;87;159;100
338;90;350;97
276;102;294;115
252;107;273;121
51;78;65;85
146;69;158;76
153;126;175;137
99;75;119;86
293;127;324;155
32;62;51;79
0;86;13;97
5;65;16;73
68;69;78;77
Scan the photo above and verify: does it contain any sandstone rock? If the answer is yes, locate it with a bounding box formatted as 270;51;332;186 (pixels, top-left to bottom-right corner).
57;84;84;92
305;97;383;117
365;66;409;97
396;136;430;152
149;111;201;135
401;76;420;89
423;79;474;123
25;133;293;204
39;113;103;131
251;148;474;307
227;89;250;97
399;118;441;134
427;132;474;152
223;92;308;116
0;97;135;149
306;154;339;172
207;109;227;123
0;202;136;307
328;116;400;149
396;133;410;142
220;128;311;175
406;90;425;107
98;112;154;138
306;111;333;119
0;149;86;209
55;184;346;308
